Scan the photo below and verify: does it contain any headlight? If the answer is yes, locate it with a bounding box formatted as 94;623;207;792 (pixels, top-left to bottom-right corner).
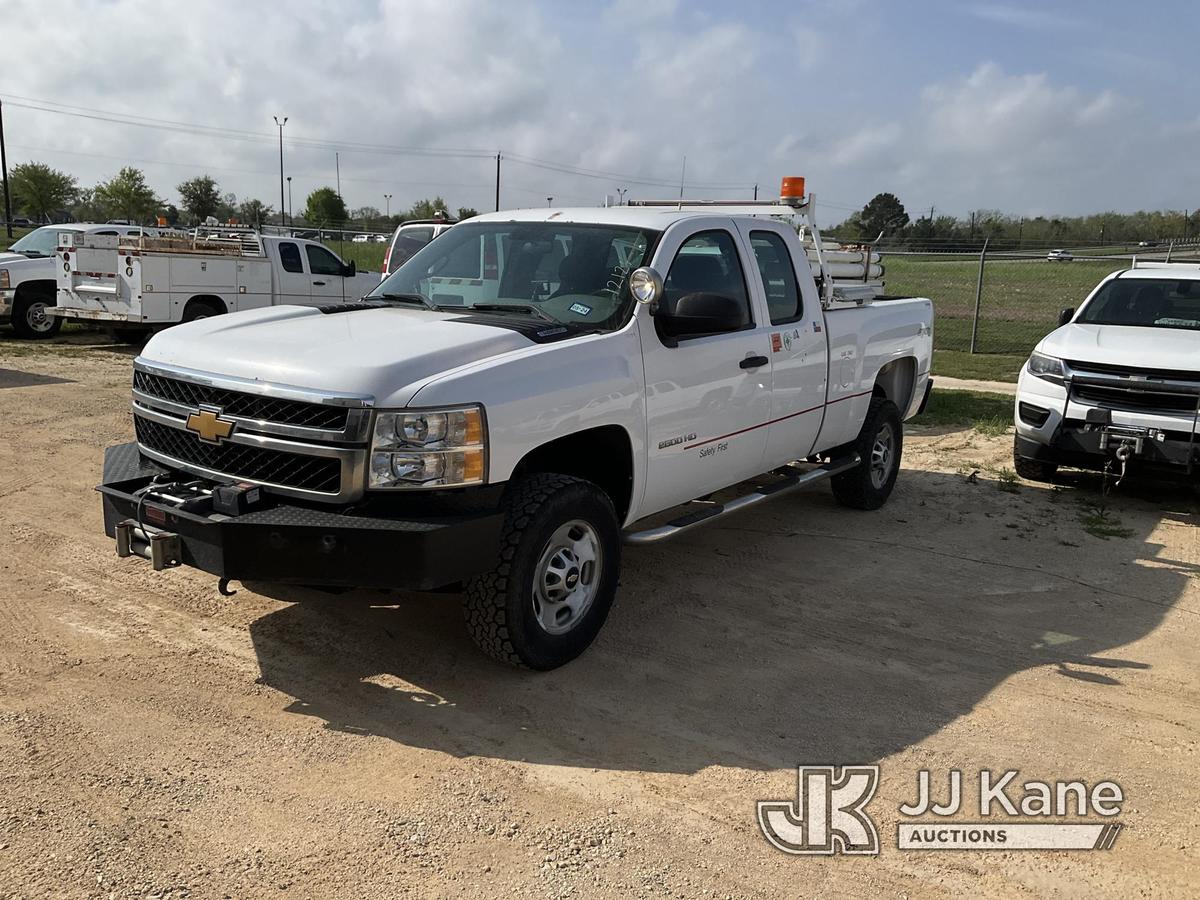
0;269;9;290
369;405;486;489
1027;351;1064;383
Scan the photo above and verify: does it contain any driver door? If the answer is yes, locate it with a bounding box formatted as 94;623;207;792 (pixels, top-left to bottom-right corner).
306;244;352;305
638;220;773;515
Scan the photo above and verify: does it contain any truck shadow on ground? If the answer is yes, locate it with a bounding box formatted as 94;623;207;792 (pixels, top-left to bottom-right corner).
246;467;1193;774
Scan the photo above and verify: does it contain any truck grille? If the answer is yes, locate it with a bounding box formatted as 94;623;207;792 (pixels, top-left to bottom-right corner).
133;370;350;431
135;417;342;494
1071;384;1199;414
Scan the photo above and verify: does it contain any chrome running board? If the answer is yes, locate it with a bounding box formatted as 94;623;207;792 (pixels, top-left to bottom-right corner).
622;454;860;545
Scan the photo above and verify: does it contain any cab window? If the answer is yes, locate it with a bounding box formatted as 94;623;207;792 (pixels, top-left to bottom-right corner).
278;242;304;274
664;230;753;328
306;244;343;276
750;231;802;324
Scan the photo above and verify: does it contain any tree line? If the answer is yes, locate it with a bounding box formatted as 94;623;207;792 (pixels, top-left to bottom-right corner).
0;161;478;231
831;192;1200;250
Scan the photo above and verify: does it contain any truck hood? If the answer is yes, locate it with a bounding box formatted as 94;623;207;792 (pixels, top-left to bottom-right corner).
141;305;537;405
0;252;50;271
1039;323;1200;373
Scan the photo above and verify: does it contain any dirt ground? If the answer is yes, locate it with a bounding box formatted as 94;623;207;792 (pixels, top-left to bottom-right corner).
0;336;1196;899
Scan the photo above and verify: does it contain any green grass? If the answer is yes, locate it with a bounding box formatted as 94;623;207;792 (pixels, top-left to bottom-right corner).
932;350;1026;383
1079;507;1135;539
331;240;387;273
909;388;1013;430
886;254;1124;355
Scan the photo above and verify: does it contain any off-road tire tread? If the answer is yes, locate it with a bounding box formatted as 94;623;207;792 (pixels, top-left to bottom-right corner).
1012;442;1058;482
463;473;595;667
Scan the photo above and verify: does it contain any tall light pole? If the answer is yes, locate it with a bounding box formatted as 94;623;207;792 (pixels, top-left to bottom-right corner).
286;176;293;228
273;115;287;231
547;196;553;207
384;193;392;217
616;187;628;206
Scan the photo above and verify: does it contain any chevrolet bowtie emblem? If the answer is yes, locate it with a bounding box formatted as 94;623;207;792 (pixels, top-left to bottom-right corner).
185;405;236;444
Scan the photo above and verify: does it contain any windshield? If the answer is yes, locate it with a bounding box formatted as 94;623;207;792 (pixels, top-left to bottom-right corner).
1078;277;1200;330
9;226;81;258
368;221;658;331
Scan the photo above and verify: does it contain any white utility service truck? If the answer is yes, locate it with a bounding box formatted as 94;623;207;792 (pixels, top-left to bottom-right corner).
54;229;380;336
1015;261;1200;482
97;179;934;669
1;223;157;338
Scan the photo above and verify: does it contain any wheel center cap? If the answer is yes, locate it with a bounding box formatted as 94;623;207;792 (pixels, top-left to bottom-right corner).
564;568;580;590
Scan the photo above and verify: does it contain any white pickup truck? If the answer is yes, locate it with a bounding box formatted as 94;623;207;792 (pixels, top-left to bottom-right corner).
54;230;380;336
97;182;934;669
1015;262;1200;482
1;223;156;338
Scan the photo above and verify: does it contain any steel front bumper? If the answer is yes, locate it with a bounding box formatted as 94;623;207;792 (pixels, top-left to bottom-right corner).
98;442;503;590
0;288;13;321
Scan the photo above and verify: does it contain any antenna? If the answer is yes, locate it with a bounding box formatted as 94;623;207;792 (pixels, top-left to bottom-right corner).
677;156;687;209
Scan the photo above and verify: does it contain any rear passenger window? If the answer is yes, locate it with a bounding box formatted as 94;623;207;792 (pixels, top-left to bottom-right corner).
750;231;802;324
278;242;303;274
664;230;752;328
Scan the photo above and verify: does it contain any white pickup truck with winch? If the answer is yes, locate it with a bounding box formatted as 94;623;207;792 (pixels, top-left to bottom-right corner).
1014;261;1200;482
98;178;934;669
53;228;380;337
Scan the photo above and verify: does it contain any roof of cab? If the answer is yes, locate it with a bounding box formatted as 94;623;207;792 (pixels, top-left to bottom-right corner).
466;206;768;230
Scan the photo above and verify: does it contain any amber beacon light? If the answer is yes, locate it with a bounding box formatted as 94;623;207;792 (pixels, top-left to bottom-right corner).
779;176;806;205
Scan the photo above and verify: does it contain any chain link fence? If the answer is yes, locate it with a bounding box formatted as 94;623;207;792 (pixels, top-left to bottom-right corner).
883;243;1200;355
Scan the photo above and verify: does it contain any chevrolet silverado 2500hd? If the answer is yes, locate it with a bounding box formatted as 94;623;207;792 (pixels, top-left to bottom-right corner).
98;182;934;669
1014;262;1200;482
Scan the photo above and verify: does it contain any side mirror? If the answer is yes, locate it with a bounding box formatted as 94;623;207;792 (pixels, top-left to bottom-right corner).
1058;306;1075;326
343;259;357;277
658;292;747;339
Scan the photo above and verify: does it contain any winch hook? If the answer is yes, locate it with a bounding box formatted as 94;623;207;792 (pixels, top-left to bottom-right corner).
217;578;238;597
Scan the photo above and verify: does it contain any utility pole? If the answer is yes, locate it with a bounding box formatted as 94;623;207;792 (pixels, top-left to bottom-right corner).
969;210;976;240
494;151;501;212
384;193;392;217
753;183;758;201
335;152;342;200
286;176;293;228
678;156;687;204
273;115;287;234
0;98;12;240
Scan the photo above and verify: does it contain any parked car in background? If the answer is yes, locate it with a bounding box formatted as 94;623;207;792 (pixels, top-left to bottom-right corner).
1046;249;1074;262
55;230;379;337
381;217;456;279
371;233;388;243
1014;262;1200;482
1;223;158;339
1138;240;1159;248
352;234;370;243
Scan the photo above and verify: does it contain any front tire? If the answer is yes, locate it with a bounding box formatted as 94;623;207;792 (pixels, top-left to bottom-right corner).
464;473;621;669
831;395;903;510
1012;437;1058;482
11;290;62;340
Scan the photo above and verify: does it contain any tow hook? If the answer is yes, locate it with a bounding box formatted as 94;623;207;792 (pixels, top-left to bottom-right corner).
218;578;238;597
1113;441;1135;487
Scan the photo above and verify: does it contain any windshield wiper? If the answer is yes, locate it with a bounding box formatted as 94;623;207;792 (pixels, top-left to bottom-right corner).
467;303;559;324
371;291;438;311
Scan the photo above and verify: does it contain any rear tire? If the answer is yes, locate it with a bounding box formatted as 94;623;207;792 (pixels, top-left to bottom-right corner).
831;396;902;510
182;299;223;322
463;473;620;670
11;289;61;340
1013;438;1058;482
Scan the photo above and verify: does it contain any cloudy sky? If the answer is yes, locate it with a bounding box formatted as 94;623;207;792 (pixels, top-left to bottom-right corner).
2;0;1195;222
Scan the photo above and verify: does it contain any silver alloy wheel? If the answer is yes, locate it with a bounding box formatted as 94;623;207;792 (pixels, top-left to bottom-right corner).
532;519;602;635
870;421;895;489
25;300;54;333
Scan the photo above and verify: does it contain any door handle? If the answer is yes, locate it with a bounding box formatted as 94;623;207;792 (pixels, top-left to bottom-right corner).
313;280;327;286
740;355;769;369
